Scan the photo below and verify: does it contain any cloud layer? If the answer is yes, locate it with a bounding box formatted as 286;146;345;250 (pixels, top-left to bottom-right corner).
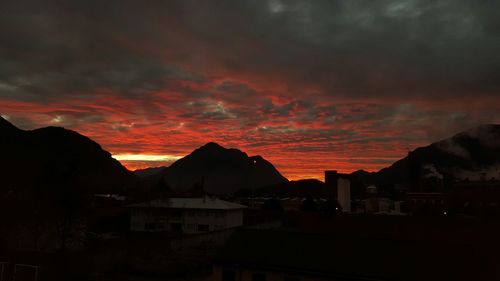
1;0;499;179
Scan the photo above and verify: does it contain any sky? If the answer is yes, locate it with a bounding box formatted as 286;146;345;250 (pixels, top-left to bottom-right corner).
1;0;500;180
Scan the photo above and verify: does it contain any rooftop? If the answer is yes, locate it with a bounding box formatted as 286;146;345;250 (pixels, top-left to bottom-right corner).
128;197;247;210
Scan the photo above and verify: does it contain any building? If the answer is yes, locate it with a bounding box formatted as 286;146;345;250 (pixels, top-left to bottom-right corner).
405;178;500;217
448;180;500;217
337;178;351;212
407;192;448;216
128;197;247;234
324;170;351;213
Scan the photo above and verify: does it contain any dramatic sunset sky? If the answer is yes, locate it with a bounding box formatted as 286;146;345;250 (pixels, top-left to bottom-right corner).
1;0;500;180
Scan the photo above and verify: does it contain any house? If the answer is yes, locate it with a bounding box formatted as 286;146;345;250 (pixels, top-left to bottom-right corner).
128;197;247;234
407;180;500;217
449;180;500;217
407;192;448;216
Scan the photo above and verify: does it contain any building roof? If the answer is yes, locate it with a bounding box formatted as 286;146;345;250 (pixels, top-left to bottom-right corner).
128;197;247;210
214;229;491;281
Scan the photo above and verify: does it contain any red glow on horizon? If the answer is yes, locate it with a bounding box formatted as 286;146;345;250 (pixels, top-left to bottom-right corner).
115;150;402;181
2;72;498;182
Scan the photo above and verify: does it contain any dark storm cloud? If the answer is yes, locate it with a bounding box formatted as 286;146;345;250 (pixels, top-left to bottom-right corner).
215;81;256;96
0;57;196;101
168;0;500;98
2;0;500;102
0;0;200;102
1;0;500;179
261;100;303;117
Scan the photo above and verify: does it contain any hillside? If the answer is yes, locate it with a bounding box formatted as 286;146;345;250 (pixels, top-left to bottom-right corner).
158;142;288;194
354;124;500;190
0;116;137;196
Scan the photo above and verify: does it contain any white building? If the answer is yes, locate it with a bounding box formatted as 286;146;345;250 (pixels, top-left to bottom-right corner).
128;197;247;234
337;177;351;213
324;170;352;213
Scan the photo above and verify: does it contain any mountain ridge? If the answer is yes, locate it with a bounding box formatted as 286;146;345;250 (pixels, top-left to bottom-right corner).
3;115;499;196
155;142;288;194
0;116;137;195
353;124;500;189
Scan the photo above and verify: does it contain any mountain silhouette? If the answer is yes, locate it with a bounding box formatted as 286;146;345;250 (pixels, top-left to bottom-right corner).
0;116;21;133
134;166;167;177
0;116;137;196
155;142;288;194
247;179;334;198
354;124;500;189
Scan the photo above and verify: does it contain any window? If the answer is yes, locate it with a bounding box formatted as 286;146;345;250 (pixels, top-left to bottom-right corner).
222;269;236;281
284;277;300;281
171;223;182;232
252;273;266;281
13;264;40;281
187;224;196;231
197;224;210;232
171;211;182;218
215;212;225;218
144;222;156;230
0;262;7;281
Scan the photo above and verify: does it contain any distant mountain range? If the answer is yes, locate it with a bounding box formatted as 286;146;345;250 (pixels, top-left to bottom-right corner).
244;179;333;198
0;116;137;196
137;142;288;194
2;115;499;197
134;166;167;178
354;124;500;190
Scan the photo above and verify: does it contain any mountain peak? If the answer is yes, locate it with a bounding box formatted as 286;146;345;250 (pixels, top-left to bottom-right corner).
193;142;229;155
0;116;20;132
201;142;225;150
160;142;288;194
0;117;137;194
